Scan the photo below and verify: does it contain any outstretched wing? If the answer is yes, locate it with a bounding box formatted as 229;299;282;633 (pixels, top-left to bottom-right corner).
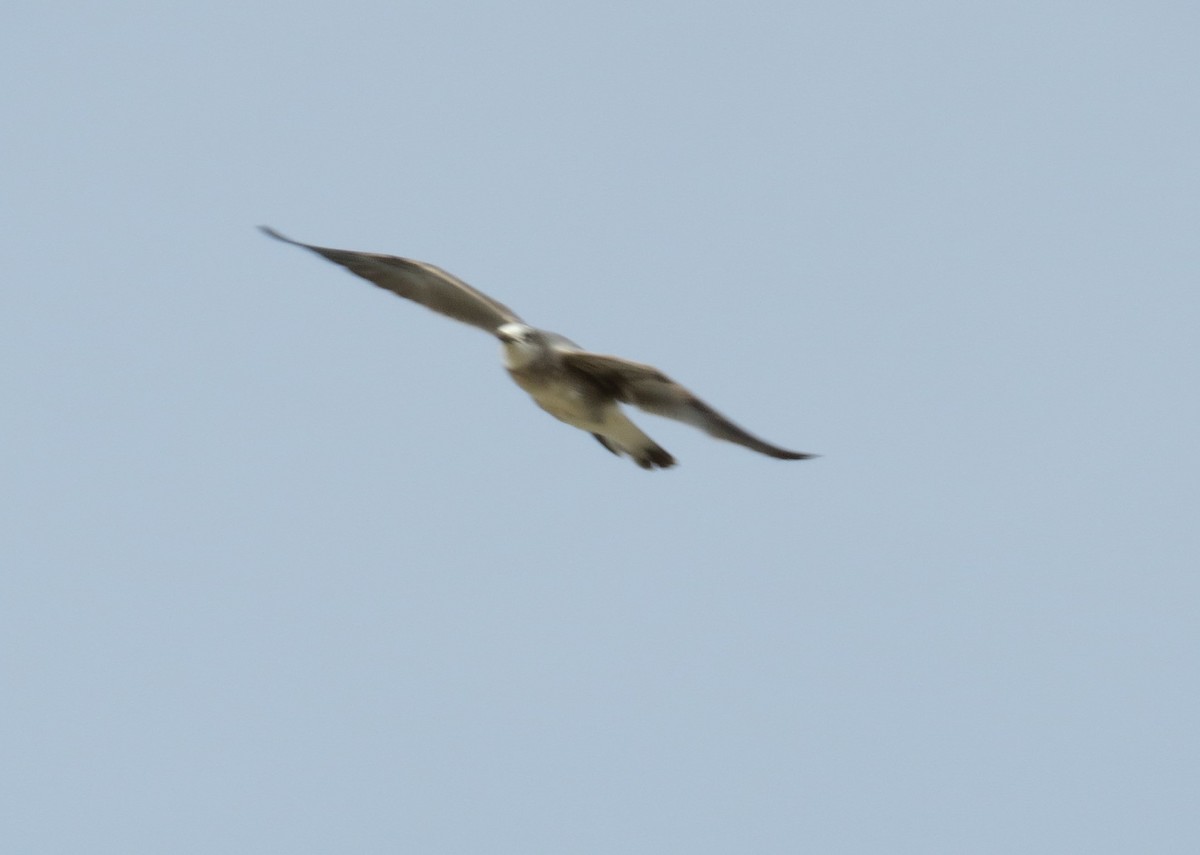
561;351;814;460
260;227;523;333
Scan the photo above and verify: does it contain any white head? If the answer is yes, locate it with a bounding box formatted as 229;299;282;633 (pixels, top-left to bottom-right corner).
496;323;545;370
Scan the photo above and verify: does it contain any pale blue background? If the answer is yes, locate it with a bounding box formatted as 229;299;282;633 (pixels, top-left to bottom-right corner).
3;2;1198;852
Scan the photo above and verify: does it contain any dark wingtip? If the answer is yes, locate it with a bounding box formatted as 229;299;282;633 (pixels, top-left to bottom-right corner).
258;225;294;243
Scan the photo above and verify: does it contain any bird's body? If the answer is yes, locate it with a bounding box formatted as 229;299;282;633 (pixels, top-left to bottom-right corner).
261;227;814;469
498;323;677;468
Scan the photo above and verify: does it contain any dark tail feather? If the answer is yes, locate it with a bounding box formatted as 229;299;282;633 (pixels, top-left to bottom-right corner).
592;433;676;470
635;443;676;470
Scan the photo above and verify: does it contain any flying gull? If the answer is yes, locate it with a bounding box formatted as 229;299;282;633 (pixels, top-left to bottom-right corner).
261;227;815;469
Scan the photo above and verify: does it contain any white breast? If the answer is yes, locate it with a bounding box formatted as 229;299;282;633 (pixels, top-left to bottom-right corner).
501;339;542;370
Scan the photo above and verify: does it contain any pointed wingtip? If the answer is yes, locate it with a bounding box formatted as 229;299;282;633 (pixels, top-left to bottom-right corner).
258;225;293;244
778;451;819;461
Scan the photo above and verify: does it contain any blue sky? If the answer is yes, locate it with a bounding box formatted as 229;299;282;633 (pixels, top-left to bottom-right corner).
4;2;1198;852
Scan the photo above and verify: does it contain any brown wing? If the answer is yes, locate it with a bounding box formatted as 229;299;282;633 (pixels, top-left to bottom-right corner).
561;351;814;460
260;227;523;333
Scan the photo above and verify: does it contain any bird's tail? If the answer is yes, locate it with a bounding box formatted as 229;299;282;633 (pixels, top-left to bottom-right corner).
592;423;676;470
634;442;676;470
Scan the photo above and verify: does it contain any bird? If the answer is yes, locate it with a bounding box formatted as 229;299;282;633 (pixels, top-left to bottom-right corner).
260;226;815;470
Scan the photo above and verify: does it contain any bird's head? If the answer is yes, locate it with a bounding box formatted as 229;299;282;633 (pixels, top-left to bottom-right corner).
496;323;546;369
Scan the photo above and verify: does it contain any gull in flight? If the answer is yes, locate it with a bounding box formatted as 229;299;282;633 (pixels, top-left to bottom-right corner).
261;227;815;469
